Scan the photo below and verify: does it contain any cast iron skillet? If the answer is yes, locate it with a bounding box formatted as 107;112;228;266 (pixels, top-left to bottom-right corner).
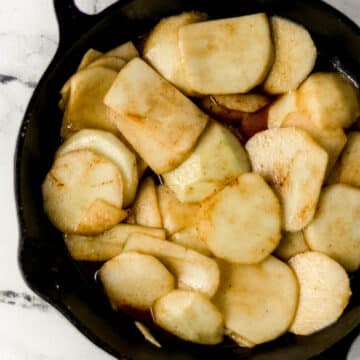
15;0;360;359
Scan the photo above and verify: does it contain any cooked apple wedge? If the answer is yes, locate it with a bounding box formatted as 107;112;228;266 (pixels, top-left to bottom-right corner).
263;16;316;94
61;67;118;139
104;58;208;174
246;127;328;231
327;132;360;187
64;224;165;261
282;111;347;172
170;227;211;256
225;329;255;348
77;48;103;71
179;13;273;94
153;290;224;345
213;256;298;345
289;252;351;335
99;252;175;311
298;72;360;129
304;184;360;271
267;91;298;128
143;12;207;94
105;41;139;61
275;231;309;261
197;173;281;264
123;234;220;297
87;56;126;72
163;122;250;202
157;185;200;234
199;96;246;123
59;49;103;111
199;97;269;141
132;177;162;228
56;129;138;207
212;93;270;113
42;150;124;235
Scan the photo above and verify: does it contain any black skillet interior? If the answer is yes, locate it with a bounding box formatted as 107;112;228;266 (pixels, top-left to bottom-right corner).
15;0;360;359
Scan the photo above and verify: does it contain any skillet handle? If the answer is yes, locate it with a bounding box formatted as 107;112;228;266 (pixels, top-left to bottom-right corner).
53;0;95;49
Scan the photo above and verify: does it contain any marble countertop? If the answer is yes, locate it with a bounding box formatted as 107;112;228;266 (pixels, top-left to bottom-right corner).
1;0;359;359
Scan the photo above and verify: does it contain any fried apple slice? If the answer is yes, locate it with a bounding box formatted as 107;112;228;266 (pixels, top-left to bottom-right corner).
77;48;103;71
275;231;309;261
104;58;208;174
267;91;298;128
133;177;162;228
57;129;138;207
99;252;175;311
123;234;220;297
246;127;328;231
61;67;118;139
197;173;281;264
169;227;211;256
105;41;139;61
263;16;316;94
134;321;161;348
163;122;250;202
64;224;165;261
87;56;126;72
42;150;124;235
153;290;224;344
298;72;360;129
304;184;360;271
179;13;273;94
143;12;207;94
213;256;298;345
327;132;360;187
289;251;351;335
157;185;200;234
282;111;347;172
212;93;270;113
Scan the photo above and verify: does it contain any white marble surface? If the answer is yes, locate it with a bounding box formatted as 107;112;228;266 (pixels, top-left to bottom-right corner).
0;0;359;359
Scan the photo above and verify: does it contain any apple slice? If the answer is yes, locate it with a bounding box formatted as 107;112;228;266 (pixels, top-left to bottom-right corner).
104;41;139;61
212;93;270;113
123;234;220;297
263;16;317;94
157;185;200;234
282;111;347;173
163;121;250;202
169;227;211;256
143;11;207;94
134;321;161;348
64;224;165;261
267;91;298;128
99;252;175;311
59;48;103;111
56;129;138;207
77;48;103;71
132;177;162;228
289;251;351;335
327;132;360;187
197;173;281;264
213;256;298;345
304;184;360;271
42;150;124;235
61;67;118;139
179;13;273;94
87;56;126;72
246;127;328;231
274;231;309;261
153;290;224;345
298;72;360;129
104;58;208;174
